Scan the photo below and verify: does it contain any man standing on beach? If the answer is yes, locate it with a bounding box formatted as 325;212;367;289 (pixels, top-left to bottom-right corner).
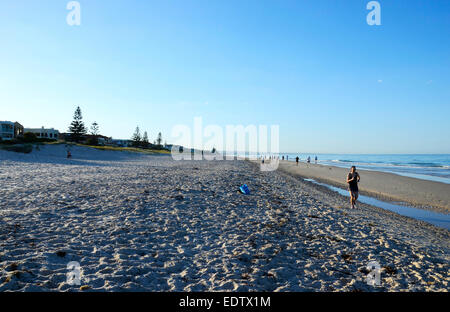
296;156;299;165
347;166;360;208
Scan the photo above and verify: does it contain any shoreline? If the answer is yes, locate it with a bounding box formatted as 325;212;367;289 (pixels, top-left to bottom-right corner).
277;155;450;185
0;145;449;291
273;160;450;214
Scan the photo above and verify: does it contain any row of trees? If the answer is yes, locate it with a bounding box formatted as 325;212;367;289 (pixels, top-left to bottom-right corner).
68;106;167;149
131;126;165;149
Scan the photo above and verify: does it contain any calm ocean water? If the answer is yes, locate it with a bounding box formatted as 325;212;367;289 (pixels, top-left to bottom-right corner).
282;154;450;184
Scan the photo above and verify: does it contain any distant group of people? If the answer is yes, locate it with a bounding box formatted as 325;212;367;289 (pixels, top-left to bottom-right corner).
259;155;280;164
259;155;280;161
261;155;319;164
259;154;361;208
279;155;361;209
281;155;318;165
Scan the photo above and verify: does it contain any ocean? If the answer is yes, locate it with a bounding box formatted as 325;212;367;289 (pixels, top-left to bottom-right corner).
282;154;450;184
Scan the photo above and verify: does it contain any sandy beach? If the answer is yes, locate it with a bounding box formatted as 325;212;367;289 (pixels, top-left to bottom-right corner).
277;161;450;213
0;145;448;291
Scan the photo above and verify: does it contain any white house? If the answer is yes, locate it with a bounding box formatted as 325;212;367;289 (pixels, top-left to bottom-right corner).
109;139;132;147
1;121;24;140
24;127;60;140
1;121;15;140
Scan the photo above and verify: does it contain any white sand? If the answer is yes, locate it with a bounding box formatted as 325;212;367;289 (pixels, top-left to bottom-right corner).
0;145;448;291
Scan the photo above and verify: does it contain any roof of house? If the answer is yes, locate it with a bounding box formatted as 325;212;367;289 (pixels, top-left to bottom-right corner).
0;121;15;125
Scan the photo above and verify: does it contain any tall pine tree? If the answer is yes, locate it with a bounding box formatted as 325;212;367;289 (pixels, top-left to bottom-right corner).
142;131;149;148
132;126;141;147
88;121;100;145
156;132;163;148
90;122;99;136
69;106;87;142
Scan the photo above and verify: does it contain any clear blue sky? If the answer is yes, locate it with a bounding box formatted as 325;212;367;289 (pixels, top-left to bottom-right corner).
1;0;449;153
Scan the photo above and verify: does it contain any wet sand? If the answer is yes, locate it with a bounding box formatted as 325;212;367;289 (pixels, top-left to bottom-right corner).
277;161;450;213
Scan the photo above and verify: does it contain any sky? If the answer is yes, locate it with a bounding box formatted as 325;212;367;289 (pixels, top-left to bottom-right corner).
0;0;449;153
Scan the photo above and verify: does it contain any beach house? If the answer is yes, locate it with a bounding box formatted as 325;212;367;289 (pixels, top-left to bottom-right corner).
24;127;60;140
109;139;132;147
0;121;24;140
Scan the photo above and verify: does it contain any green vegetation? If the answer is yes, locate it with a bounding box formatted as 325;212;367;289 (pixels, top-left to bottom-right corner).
156;132;163;147
0;139;171;156
131;126;142;147
0;106;172;155
87;121;100;145
142;131;149;148
23;132;37;142
68;106;87;142
0;144;33;154
0;135;56;145
80;144;171;155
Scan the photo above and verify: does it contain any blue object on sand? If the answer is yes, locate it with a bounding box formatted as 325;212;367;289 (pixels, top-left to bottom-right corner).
239;184;250;195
